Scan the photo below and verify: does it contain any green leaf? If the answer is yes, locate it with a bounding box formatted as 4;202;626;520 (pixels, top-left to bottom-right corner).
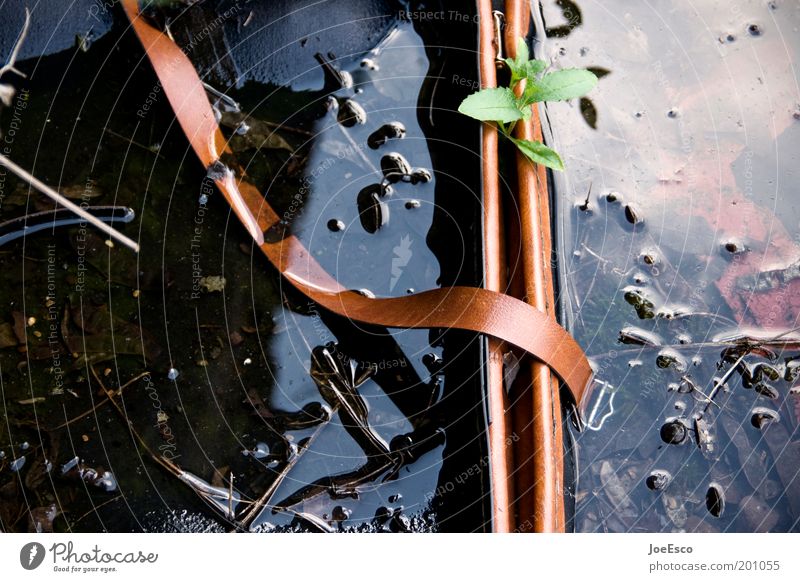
524;68;598;103
507;38;535;85
504;57;523;84
458;87;525;123
525;59;547;79
515;37;529;64
509;138;564;171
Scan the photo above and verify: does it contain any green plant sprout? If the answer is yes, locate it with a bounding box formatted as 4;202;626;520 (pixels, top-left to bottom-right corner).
458;38;598;171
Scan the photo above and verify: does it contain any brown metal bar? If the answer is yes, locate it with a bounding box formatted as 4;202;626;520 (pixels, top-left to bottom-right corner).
478;0;515;533
504;0;567;533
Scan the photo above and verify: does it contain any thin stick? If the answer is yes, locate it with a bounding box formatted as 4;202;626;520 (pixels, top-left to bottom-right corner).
235;425;326;529
103;128;165;160
70;494;123;527
89;366;178;476
0;8;30;79
702;353;747;413
52;371;151;430
0;154;139;252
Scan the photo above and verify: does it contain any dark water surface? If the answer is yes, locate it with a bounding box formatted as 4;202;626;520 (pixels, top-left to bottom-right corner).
538;0;800;532
0;1;491;532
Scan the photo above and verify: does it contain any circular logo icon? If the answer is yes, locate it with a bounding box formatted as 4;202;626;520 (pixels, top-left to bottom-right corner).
20;542;46;570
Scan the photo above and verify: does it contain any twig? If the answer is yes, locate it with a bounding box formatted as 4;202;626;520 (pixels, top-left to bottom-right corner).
0;8;30;80
0;155;140;252
235;418;330;529
70;494;123;527
103;128;165;160
89;366;179;476
702;352;747;413
51;371;151;430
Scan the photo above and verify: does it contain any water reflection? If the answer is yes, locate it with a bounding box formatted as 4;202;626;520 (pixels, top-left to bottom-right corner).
538;0;800;532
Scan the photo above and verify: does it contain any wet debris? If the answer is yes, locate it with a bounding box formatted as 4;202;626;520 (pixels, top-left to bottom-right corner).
645;470;671;491
723;239;748;256
337;99;367;127
623;286;657;319
624;205;643;226
242;442;271;460
331;505;351;523
660;420;688;445
598;460;637;516
315;51;353;91
28;504;58;533
178;471;240;520
705;483;725;517
751;407;780;429
380;152;412;183
740;494;778;532
662;493;689;528
656;349;688;372
60;457;117;492
367;122;406;149
199;275;226;293
310;344;389;457
694;415;717;459
357;186;390;234
10;456;26;472
327;218;345;232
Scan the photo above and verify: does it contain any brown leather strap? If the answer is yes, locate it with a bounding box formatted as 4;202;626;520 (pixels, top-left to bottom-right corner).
121;0;593;412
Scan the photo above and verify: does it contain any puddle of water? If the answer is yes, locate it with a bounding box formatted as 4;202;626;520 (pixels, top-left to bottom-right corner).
537;0;800;532
0;2;489;532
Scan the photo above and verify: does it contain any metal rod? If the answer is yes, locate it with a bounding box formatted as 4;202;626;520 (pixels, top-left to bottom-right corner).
0;154;139;252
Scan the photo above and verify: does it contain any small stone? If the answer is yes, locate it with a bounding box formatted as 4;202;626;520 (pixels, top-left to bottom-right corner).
199;276;226;293
751;407;780;429
706;483;725;517
624;205;644;225
332;506;351;522
660;420;687;444
167;368;179;381
646;470;671;491
327;219;345;232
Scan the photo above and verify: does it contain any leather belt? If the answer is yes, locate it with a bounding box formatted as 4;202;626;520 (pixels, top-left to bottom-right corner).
121;0;593;507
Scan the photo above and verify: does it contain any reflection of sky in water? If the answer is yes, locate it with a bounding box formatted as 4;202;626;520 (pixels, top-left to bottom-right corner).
538;0;800;531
